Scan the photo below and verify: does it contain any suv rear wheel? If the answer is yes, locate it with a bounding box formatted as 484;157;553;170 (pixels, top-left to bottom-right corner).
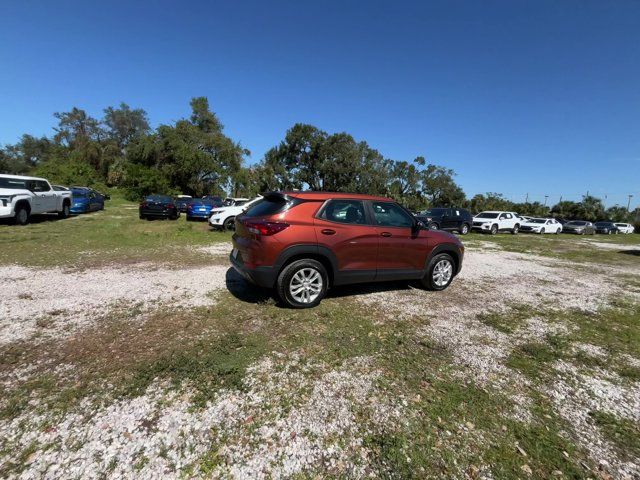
459;223;470;235
421;253;455;291
277;259;328;308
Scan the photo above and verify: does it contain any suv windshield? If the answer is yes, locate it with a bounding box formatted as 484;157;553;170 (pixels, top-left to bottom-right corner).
475;212;499;219
72;189;89;198
529;219;546;224
567;221;587;226
595;222;613;227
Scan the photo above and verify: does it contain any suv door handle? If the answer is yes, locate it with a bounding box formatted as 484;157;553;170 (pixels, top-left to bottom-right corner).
321;229;336;235
380;232;392;237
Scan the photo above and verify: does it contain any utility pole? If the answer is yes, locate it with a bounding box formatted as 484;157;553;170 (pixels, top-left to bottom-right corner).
628;194;634;212
525;193;529;203
559;195;563;203
544;195;549;207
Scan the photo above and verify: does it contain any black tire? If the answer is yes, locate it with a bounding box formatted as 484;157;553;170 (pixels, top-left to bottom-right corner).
14;205;30;225
511;224;520;235
428;222;439;231
459;223;470;235
540;227;545;234
490;224;498;235
223;216;236;231
139;214;145;220
556;228;561;234
58;203;70;219
277;259;328;309
420;253;455;291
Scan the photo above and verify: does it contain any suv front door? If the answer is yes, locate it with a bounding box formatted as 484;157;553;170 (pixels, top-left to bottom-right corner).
370;201;430;280
314;199;377;281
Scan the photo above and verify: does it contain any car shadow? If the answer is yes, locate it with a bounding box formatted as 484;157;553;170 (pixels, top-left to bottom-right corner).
619;250;640;256
225;267;416;305
0;213;71;226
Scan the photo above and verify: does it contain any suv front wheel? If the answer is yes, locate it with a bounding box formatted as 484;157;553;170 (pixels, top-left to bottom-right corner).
277;259;329;308
421;253;455;291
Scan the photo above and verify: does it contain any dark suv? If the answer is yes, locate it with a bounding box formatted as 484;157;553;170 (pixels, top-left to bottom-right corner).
230;192;464;308
416;207;473;235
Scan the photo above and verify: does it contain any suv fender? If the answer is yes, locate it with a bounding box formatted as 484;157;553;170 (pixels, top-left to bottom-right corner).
426;243;462;276
273;244;338;287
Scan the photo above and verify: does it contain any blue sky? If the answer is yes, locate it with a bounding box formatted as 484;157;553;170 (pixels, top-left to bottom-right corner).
1;0;639;207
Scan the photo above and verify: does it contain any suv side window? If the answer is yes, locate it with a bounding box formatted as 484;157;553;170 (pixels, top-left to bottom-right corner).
32;180;50;192
321;199;367;225
371;201;414;228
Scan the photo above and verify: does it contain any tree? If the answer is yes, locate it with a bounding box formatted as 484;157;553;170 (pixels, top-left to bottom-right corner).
122;97;246;198
0;135;56;174
103;103;150;149
466;193;513;213
605;205;633;223
420;164;466;208
53;108;102;147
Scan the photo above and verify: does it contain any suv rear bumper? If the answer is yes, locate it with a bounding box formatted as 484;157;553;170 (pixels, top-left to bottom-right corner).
230;252;276;288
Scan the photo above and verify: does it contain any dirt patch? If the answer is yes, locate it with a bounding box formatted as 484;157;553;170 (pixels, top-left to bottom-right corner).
0;263;229;346
0;353;403;479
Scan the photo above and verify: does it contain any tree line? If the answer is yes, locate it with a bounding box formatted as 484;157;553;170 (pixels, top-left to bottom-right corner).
0;97;637;224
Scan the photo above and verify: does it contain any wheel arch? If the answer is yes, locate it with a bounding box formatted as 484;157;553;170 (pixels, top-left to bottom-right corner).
274;244;338;287
14;199;31;213
427;243;462;275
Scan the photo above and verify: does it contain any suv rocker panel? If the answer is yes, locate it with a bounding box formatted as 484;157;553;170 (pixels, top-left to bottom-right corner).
231;242;462;289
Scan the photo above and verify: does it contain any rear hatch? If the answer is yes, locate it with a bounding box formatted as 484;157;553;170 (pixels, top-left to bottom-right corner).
233;193;295;265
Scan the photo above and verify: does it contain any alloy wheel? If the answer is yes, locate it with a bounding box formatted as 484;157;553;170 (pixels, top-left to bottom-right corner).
432;259;453;287
289;268;323;304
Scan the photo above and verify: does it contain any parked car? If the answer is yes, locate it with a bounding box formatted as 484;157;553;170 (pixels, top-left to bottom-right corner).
209;196;263;231
139;194;179;220
0;174;72;225
520;217;563;234
175;195;193;213
202;195;224;207
594;221;620;235
230;191;464;308
614;223;635;234
562;220;596;235
52;185;70;192
186;199;218;220
415;207;473;235
472;211;521;235
223;197;249;207
70;187;105;214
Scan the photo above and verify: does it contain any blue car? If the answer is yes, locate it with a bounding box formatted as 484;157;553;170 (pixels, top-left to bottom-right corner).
70;187;104;214
186;199;218;220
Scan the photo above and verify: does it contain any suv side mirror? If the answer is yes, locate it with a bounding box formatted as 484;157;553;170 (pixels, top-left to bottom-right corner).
412;219;424;235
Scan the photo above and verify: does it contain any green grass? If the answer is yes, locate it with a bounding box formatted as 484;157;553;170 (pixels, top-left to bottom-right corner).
589;411;640;461
465;231;640;267
478;304;536;334
0;192;230;268
478;301;640;384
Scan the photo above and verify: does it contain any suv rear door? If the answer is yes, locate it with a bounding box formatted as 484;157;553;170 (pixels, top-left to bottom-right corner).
314;199;377;280
370;201;429;279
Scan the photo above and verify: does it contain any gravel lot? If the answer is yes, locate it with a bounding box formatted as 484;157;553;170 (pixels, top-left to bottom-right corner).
1;239;639;479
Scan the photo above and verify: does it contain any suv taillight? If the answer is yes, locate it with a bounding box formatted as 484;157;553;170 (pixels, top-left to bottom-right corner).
244;219;289;236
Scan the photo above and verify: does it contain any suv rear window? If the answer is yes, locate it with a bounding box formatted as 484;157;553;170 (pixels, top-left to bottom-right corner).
244;197;288;217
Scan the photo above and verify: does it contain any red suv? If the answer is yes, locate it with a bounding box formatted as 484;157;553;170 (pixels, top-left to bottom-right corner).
230;192;464;308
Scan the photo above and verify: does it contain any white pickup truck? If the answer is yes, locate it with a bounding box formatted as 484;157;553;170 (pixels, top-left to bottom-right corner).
0;174;72;225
